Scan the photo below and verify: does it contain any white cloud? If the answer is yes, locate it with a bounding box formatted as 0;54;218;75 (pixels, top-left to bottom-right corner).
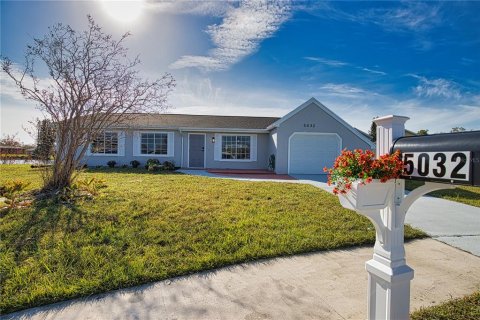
307;2;443;33
410;74;462;99
386;100;480;132
359;67;387;76
365;3;442;31
1;72;26;102
304;56;387;77
1;64;54;101
147;1;235;17
304;56;348;67
316;83;373;99
169;75;301;116
0;100;41;144
1;64;54;143
170;0;291;71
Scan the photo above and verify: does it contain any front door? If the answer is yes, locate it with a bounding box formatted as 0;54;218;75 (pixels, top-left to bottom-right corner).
189;134;205;168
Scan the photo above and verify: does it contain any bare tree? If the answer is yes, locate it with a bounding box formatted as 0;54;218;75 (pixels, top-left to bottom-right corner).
2;15;175;191
0;134;23;148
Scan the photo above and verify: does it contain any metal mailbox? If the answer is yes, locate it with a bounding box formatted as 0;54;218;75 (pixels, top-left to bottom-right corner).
391;131;480;186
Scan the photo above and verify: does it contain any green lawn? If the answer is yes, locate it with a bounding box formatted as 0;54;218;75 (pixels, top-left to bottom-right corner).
0;165;426;314
405;180;480;208
411;291;480;320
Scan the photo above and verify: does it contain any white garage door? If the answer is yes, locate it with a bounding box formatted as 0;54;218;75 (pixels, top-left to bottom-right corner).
288;133;341;174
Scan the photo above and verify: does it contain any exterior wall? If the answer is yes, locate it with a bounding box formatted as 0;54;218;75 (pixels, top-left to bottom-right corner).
275;102;372;174
268;128;277;158
81;129;182;167
268;128;278;170
181;132;270;170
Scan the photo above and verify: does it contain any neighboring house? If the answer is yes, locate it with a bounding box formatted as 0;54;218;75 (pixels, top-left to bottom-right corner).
0;145;26;155
405;129;417;137
81;98;374;174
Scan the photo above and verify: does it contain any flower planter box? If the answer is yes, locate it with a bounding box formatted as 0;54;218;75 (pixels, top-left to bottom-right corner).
338;180;395;211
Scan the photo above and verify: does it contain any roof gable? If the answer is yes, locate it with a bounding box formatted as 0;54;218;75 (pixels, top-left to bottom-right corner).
268;97;375;148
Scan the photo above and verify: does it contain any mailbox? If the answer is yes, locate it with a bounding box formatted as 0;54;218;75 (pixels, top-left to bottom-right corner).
391;131;480;186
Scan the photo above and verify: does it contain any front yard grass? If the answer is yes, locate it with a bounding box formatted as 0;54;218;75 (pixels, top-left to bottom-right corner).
405;180;480;208
411;291;480;320
0;165;426;313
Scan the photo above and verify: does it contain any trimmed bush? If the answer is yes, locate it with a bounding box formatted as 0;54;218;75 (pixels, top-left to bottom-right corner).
145;158;160;170
107;160;116;168
130;160;140;168
147;164;163;172
163;161;175;171
0;154;31;160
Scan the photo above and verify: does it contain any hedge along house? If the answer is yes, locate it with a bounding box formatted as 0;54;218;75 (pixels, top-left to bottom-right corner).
81;98;374;175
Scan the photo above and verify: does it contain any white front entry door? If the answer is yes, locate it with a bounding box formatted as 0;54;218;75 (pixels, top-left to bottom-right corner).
288;133;341;174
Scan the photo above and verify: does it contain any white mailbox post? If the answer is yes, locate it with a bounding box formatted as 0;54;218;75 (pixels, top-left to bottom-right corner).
337;116;479;319
349;115;456;320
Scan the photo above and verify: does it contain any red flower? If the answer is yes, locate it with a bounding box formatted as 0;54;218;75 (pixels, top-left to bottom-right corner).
324;148;403;194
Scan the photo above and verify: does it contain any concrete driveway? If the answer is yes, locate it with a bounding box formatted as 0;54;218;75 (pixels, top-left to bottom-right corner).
405;194;480;256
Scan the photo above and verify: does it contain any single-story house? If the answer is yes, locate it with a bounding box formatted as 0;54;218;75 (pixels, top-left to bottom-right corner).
81;98;374;174
0;145;27;155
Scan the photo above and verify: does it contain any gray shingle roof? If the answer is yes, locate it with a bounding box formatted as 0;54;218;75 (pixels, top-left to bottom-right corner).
116;114;280;130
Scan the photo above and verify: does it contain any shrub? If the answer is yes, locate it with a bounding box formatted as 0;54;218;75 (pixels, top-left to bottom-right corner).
0;154;31;160
75;177;107;196
121;164;128;168
163;161;175;171
324;149;403;194
58;177;107;202
107;160;116;168
130;160;140;168
0;179;31;208
147;164;163;172
145;158;160;170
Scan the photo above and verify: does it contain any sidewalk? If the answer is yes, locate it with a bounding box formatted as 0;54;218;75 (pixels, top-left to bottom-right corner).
4;239;479;320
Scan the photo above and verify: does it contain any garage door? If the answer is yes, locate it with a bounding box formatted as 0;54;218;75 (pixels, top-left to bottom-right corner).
288;133;341;174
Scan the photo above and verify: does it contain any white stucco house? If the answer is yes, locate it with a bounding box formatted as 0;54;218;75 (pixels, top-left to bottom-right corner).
81;98;374;174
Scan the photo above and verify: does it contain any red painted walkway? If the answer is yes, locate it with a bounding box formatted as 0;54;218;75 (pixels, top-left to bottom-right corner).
206;169;296;180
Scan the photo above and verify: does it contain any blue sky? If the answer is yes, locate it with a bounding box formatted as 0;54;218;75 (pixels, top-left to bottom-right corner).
1;0;479;143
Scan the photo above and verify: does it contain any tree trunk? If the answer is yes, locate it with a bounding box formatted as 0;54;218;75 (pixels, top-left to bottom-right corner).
43;158;76;191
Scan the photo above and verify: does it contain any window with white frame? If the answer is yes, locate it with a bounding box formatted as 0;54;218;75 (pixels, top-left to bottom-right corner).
221;135;251;160
90;131;118;154
140;133;168;155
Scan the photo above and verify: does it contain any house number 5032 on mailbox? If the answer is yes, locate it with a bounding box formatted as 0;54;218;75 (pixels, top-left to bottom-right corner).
391;131;480;186
402;151;470;182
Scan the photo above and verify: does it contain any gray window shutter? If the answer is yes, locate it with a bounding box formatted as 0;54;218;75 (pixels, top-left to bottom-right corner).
167;132;174;157
132;131;140;156
250;134;257;161
118;131;126;156
214;133;222;161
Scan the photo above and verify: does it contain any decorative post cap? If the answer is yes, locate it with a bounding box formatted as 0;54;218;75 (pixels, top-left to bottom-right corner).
374;115;409;157
374;115;410;126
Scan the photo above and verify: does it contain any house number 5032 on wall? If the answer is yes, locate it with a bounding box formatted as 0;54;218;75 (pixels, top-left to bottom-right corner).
304;123;316;128
402;151;471;183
